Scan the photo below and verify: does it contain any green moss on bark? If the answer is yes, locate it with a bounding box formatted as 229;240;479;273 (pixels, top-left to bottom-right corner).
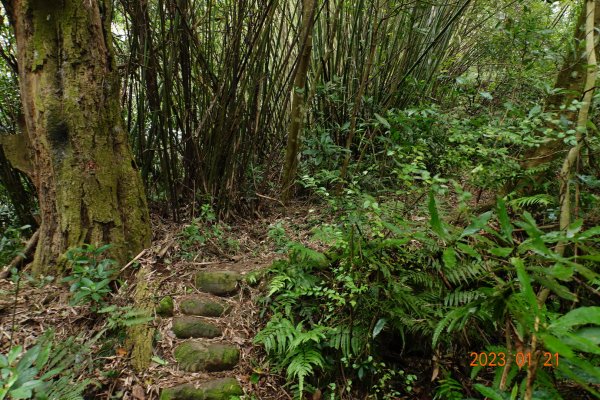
14;0;151;276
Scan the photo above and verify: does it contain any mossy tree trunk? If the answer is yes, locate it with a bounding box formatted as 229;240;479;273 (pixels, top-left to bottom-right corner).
5;0;151;275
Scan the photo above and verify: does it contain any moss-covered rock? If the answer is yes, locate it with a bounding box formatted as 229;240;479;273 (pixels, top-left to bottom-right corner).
179;297;226;317
203;378;244;399
159;378;243;400
156;296;174;317
194;271;242;296
172;316;222;339
159;384;204;400
174;341;239;372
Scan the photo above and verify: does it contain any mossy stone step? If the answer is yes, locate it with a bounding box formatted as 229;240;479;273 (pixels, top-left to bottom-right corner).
159;377;243;400
194;271;242;296
180;297;226;317
174;341;239;372
156;296;174;317
172;316;222;339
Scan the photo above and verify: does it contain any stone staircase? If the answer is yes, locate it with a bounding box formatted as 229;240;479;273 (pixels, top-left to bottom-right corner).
159;270;247;400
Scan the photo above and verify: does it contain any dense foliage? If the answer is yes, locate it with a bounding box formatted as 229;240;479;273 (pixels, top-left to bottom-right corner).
1;0;600;399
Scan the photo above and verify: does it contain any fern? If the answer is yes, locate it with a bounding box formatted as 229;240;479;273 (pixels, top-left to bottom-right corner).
444;289;484;307
254;316;328;397
508;193;554;208
286;347;324;395
434;375;464;400
442;261;487;285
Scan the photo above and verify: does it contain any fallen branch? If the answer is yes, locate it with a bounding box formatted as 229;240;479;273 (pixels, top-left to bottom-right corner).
0;230;39;279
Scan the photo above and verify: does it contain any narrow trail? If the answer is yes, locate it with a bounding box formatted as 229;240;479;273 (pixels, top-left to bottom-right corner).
156;260;270;399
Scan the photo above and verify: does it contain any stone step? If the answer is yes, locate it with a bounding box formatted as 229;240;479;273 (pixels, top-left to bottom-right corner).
156;296;174;317
179;297;226;317
160;377;243;400
172;316;222;339
174;341;239;372
194;271;242;296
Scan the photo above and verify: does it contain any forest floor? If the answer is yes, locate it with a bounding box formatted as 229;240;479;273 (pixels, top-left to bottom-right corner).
0;201;327;400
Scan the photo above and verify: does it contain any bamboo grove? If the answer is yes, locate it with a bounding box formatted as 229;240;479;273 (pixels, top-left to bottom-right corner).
0;0;587;223
102;0;472;217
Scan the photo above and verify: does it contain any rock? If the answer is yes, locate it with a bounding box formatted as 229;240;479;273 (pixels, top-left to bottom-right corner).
159;378;243;400
203;378;244;399
180;297;226;317
172;316;222;339
156;296;174;317
174;341;239;372
159;385;203;400
194;271;242;296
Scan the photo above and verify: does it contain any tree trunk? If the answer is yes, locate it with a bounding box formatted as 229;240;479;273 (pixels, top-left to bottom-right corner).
7;0;151;275
521;1;600;170
281;0;317;203
555;0;597;257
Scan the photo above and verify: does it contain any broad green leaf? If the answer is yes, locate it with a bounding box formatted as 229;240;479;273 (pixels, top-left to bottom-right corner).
512;258;538;313
151;356;168;365
374;113;391;129
373;318;387;338
460;211;492;238
550;307;600;333
573;327;600;345
517;212;543;238
9;387;33;399
561;332;600;355
96;244;112;253
540;333;575;358
428;192;449;241
456;242;481;260
529;104;542;117
489;247;513;258
576;226;600;241
496;198;513;243
534;275;576;301
473;384;504;400
548;264;574;281
8;346;22;364
17;345;40;371
34;341;51;371
443;248;457;269
567;219;584;238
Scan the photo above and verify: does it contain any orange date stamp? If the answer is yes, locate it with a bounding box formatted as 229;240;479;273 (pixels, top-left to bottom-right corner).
469;352;559;368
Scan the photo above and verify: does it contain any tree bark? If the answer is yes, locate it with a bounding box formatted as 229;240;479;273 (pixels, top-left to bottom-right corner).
282;0;317;203
7;0;151;275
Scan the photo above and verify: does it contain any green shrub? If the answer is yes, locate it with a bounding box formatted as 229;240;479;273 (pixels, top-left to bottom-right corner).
62;244;117;309
256;192;600;399
0;330;92;400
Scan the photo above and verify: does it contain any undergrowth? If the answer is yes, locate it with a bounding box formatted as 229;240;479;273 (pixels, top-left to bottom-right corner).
256;190;600;399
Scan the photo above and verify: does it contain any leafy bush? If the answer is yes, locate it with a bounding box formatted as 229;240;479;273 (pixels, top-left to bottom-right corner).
0;330;92;400
256;191;600;398
62;244;117;309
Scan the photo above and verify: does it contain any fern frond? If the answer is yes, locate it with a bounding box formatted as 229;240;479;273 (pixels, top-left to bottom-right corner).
286;347;324;395
508;194;555;208
444;289;484;307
